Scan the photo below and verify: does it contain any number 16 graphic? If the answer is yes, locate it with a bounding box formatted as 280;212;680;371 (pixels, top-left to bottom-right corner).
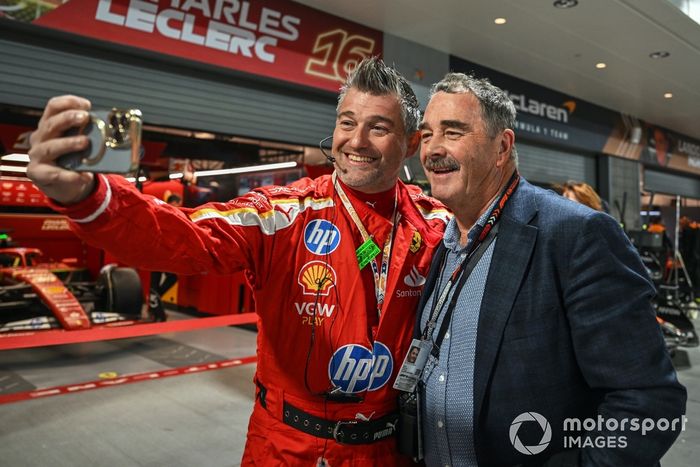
305;29;376;83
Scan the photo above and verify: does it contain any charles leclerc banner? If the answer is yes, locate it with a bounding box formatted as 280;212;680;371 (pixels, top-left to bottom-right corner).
12;0;383;92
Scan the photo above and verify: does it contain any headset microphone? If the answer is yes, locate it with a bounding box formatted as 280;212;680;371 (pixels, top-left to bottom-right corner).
319;136;335;164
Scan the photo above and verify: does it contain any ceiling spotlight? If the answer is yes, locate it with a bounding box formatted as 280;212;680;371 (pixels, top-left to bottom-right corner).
664;92;673;99
553;0;578;8
595;62;607;69
649;51;670;59
494;17;507;25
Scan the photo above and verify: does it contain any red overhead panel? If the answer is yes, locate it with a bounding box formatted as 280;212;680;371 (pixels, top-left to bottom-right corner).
32;0;383;92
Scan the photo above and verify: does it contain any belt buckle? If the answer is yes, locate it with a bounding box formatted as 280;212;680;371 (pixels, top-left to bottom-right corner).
332;419;358;443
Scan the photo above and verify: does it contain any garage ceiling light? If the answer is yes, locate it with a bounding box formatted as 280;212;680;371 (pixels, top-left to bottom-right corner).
494;18;507;25
595;62;607;69
553;0;578;8
649;51;670;59
169;161;298;179
664;92;673;99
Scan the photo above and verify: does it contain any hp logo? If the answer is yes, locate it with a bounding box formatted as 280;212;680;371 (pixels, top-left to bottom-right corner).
328;342;393;393
509;412;552;455
304;220;341;255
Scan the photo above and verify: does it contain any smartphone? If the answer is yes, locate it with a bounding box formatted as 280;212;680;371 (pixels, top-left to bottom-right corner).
58;108;142;174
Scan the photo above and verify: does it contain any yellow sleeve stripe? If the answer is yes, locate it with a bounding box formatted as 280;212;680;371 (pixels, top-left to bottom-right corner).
189;196;334;235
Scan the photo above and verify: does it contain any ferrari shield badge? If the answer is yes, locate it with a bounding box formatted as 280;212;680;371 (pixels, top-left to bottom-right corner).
409;231;422;254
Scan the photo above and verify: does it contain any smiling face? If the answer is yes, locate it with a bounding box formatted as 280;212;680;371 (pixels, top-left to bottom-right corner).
332;88;418;194
420;91;514;219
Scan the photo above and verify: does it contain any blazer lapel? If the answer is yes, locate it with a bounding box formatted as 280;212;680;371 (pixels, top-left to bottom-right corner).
473;185;538;425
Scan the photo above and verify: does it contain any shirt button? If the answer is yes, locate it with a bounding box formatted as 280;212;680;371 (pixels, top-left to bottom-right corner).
438;374;445;382
437;420;444;428
444;331;450;340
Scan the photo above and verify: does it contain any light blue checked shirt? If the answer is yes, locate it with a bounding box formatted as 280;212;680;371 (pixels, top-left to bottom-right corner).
419;208;497;467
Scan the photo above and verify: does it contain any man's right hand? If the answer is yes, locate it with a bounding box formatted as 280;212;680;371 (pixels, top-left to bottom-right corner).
27;95;97;205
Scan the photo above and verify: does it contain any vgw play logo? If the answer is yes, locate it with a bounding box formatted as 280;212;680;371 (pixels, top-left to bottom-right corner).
328;342;393;393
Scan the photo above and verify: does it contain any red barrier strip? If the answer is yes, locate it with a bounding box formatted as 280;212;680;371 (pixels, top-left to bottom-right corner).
0;355;258;405
0;313;257;351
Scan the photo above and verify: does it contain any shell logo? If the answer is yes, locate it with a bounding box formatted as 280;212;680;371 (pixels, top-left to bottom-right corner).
298;261;337;296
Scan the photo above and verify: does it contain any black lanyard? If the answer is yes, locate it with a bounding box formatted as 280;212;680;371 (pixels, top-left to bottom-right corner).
424;226;498;357
421;171;520;357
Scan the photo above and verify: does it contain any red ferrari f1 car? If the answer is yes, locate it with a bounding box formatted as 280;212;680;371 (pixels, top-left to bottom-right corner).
0;247;145;332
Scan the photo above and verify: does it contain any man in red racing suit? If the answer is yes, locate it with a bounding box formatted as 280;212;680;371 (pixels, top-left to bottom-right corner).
28;58;449;466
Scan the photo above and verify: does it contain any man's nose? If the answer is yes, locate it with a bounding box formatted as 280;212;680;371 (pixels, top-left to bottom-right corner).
347;127;370;149
422;135;446;158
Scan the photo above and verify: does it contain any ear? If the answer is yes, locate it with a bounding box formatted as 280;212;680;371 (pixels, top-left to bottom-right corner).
405;131;421;159
495;129;515;168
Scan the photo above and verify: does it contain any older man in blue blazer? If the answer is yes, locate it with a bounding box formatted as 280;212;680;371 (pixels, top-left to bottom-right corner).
413;73;686;467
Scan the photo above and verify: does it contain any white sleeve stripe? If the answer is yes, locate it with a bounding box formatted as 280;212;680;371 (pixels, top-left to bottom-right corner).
72;174;112;224
191;197;334;235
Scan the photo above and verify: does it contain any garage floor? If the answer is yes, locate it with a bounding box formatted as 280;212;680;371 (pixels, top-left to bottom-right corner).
0;317;698;467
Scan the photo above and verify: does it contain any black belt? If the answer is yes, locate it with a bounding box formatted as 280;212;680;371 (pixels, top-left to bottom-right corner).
282;401;399;445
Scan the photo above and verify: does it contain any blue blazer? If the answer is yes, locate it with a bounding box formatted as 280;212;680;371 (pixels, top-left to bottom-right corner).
416;179;686;466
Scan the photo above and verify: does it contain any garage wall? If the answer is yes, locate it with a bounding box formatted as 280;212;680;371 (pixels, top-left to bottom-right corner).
517;142;597;187
645;168;700;200
0;27;336;147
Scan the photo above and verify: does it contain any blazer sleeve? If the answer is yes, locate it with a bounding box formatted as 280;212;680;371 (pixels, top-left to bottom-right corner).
563;211;687;467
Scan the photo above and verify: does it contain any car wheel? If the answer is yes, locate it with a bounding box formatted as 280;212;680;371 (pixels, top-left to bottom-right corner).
101;267;143;315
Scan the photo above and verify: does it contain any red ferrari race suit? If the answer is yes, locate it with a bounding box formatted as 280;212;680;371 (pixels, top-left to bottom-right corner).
50;173;449;466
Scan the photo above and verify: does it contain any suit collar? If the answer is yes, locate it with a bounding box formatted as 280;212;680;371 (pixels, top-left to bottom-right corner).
502;177;539;225
473;177;539;425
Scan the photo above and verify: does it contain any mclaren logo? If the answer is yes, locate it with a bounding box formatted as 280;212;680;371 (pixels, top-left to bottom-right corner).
506;90;575;123
298;261;337;296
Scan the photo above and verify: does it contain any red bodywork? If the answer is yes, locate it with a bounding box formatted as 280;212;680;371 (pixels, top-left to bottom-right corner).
0;247;91;330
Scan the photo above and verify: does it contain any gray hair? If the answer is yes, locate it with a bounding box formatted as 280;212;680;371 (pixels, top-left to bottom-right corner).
431;73;518;162
337;57;421;134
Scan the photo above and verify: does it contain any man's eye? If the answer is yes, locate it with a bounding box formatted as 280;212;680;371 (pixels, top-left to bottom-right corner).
445;131;463;139
420;132;432;141
372;126;389;135
338;120;354;129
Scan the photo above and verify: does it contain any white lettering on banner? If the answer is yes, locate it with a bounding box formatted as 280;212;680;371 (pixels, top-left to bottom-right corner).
677;139;700;168
678;140;700;158
95;0;301;64
515;121;570;141
507;91;570;123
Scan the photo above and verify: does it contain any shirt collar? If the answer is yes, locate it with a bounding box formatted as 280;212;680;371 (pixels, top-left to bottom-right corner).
443;198;498;253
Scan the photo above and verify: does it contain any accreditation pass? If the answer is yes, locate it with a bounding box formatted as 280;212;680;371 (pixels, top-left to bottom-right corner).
393;338;431;393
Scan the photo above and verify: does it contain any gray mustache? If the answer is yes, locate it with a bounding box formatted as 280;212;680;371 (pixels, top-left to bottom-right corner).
424;158;460;171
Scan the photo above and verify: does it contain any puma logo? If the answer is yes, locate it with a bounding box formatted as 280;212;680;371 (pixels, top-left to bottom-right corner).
274;205;294;221
373;421;397;440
